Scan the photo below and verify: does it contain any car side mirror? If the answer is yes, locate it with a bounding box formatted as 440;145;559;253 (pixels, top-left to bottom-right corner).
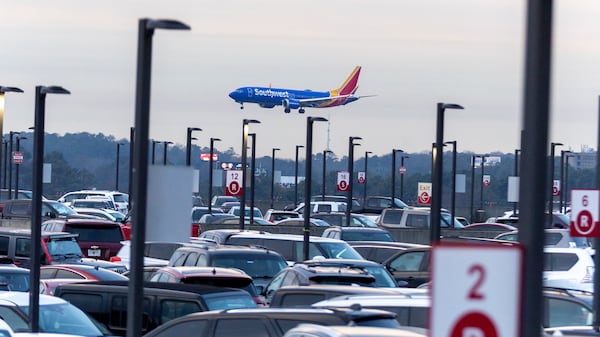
396;280;409;287
46;212;57;219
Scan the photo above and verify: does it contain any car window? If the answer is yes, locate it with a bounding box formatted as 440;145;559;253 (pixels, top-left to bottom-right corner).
547;297;593;328
11;203;30;216
316;242;363;260
211;254;287;278
544;252;578;271
0;306;29;332
15;238;30;258
183;252;199;267
203;293;257;310
152;320;208;337
382;210;403;224
405;214;429;228
389;251;426;272
214;319;270;337
279;293;326;307
159;300;202;325
0;236;9;255
65;225;124;243
294;242;322;261
55;269;84;279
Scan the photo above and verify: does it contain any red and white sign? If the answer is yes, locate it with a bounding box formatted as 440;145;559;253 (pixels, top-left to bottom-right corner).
482;175;491;187
570;189;600;237
200;153;219;161
417;182;432;205
12;152;23;164
399;166;406;175
337;171;349;192
431;243;522;337
225;170;243;197
553;179;561;197
357;172;366;184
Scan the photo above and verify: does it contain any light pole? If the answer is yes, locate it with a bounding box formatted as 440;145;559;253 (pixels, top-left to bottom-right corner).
7;131;20;200
303;117;327;261
346;137;362;227
129;18;189;337
559;149;571;213
513;149;521;215
239;119;260;230
115;143;124;191
207;137;221;214
249;133;256;225
31;85;70;331
128;127;134;209
565;153;573;210
362;151;372;205
294;145;304;207
391;149;403;206
186;127;202;166
322;150;333;200
0;87;24;191
549;142;563;225
470;155;482;223
14;136;26;199
480;155;489;212
271;147;280;209
431;102;464;243
444;141;457;227
400;155;408;201
2;139;7;189
162;141;173;165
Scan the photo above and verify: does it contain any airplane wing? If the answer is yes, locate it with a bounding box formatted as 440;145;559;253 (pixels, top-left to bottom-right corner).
298;94;354;108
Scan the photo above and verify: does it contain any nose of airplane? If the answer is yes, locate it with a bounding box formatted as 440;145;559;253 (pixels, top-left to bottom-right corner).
228;90;239;100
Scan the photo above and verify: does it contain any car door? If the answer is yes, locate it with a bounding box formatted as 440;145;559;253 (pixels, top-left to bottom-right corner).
384;249;430;288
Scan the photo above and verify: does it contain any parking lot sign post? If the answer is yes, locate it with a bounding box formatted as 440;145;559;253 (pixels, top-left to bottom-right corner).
431;243;522;337
570;189;600;237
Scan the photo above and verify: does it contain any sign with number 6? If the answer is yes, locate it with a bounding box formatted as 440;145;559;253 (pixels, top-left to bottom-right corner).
430;243;523;337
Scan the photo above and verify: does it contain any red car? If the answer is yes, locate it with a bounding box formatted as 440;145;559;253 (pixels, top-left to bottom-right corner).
149;266;265;306
40;264;128;295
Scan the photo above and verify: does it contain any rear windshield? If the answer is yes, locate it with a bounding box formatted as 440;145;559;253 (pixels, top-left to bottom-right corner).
46;237;83;258
211;254;287;278
113;194;127;203
203;293;257;310
317;242;364;260
65;225;123;243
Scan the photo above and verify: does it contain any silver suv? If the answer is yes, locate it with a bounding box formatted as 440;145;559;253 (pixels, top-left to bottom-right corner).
57;190;128;213
377;208;463;228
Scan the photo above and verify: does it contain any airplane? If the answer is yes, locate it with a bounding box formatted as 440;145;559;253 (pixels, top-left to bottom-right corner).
228;66;369;113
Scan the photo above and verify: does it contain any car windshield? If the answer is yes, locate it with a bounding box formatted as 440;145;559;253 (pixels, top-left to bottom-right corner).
0;271;30;292
354;215;379;228
442;213;464;228
362;265;398;287
212;255;287;278
21;302;105;336
203;293;257;310
317;242;364;260
48;202;78;216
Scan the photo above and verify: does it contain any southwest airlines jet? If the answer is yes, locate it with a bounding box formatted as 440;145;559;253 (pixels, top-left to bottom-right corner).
228;66;367;113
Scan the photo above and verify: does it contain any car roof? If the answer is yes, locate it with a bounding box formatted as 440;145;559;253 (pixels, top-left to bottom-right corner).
301;259;382;267
312;294;430;307
159;266;251;278
227;232;346;242
0;291;67;306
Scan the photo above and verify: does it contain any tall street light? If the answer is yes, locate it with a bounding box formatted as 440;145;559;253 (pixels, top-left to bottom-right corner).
2;138;7;189
31;85;70;331
271;148;280;209
559;149;571;213
391;149;403;205
346;137;362;227
151;140;160;164
0;86;24;190
549;142;563;225
431;102;463;243
186;127;202;166
470;155;482;222
362;151;372;205
115;143;124;191
239;119;260;230
444;141;457;227
162;141;173;165
565;152;573;210
7;131;20;200
207;137;221;214
400;155;408;201
479;155;489;212
513;149;521;215
294;145;304;207
14;136;26;199
128;127;134;209
249;133;256;225
129;18;189;337
303;116;327;261
322;150;333;200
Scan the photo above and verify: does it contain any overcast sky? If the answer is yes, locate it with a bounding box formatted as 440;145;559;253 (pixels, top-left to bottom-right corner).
2;1;600;160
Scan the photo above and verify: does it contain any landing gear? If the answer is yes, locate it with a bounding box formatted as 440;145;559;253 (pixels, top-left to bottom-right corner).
284;108;291;113
240;103;244;110
299;108;305;114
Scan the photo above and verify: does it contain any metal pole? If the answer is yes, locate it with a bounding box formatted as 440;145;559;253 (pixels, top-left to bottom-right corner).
8;131;17;200
208;138;220;214
249;133;256;225
295;145;303;207
480;156;487;211
151;141;157;164
321;150;329;201
363;151;371;205
0;87;24;195
186;127;201;167
445;141;457;228
163;141;172;166
14;137;21;200
470;155;476;222
513;149;520;215
303;117;327;260
2;140;7;189
270;148;279;209
116;143;121;191
128;127;134;208
595;95;600;332
431;104;445;243
391;149;396;204
549;142;562;225
400;156;406;201
346;137;361;227
239;119;260;230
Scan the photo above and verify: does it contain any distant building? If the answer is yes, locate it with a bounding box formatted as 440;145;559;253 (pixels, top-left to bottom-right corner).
569;151;596;170
279;176;305;188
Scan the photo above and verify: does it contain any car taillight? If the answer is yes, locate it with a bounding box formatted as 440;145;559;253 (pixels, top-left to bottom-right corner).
110;256;122;263
582;266;595;283
191;223;200;237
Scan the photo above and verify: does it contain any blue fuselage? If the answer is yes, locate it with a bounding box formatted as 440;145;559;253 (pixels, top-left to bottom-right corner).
229;87;330;108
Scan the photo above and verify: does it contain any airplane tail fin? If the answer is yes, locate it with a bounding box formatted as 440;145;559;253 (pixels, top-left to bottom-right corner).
332;66;361;96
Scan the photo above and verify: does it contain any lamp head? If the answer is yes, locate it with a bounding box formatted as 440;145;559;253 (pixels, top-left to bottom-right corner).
440;103;464;110
146;19;191;31
0;87;23;94
40;86;70;95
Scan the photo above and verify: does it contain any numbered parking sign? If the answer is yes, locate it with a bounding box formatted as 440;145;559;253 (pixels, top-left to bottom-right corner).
226;170;243;197
431;243;522;337
570;189;600;237
337;171;349;192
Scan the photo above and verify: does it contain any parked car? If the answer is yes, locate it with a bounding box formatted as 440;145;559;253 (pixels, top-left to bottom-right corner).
284;323;427;337
142;307;401;337
543;247;595;291
210;195;239;208
349;242;429;264
110;240;183;270
220;201;240;213
495;228;592;249
148;266;265;305
39;264;128;295
275;218;331;227
0;265;30;292
198;213;236;224
167;244;288;293
210;216;273;226
41;219;126;260
215;232;365;263
2;199;96;222
542;287;594;328
357;196;410;215
294;202;347;217
70;198;115;211
311;212;379;228
71;207;123;222
263;210;301;223
228;206;263;218
377;208;463;228
310;195;361;211
191;207;224;236
463;222;517;231
0;189;46;214
57;190;129;214
382;247;431;288
268;285;400;308
54;281;257;336
322;227;395;242
311;294;430;328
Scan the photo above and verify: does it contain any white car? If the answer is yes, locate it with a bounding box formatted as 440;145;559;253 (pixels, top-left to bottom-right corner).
57;190;128;214
543;247;594;291
284;324;427;337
